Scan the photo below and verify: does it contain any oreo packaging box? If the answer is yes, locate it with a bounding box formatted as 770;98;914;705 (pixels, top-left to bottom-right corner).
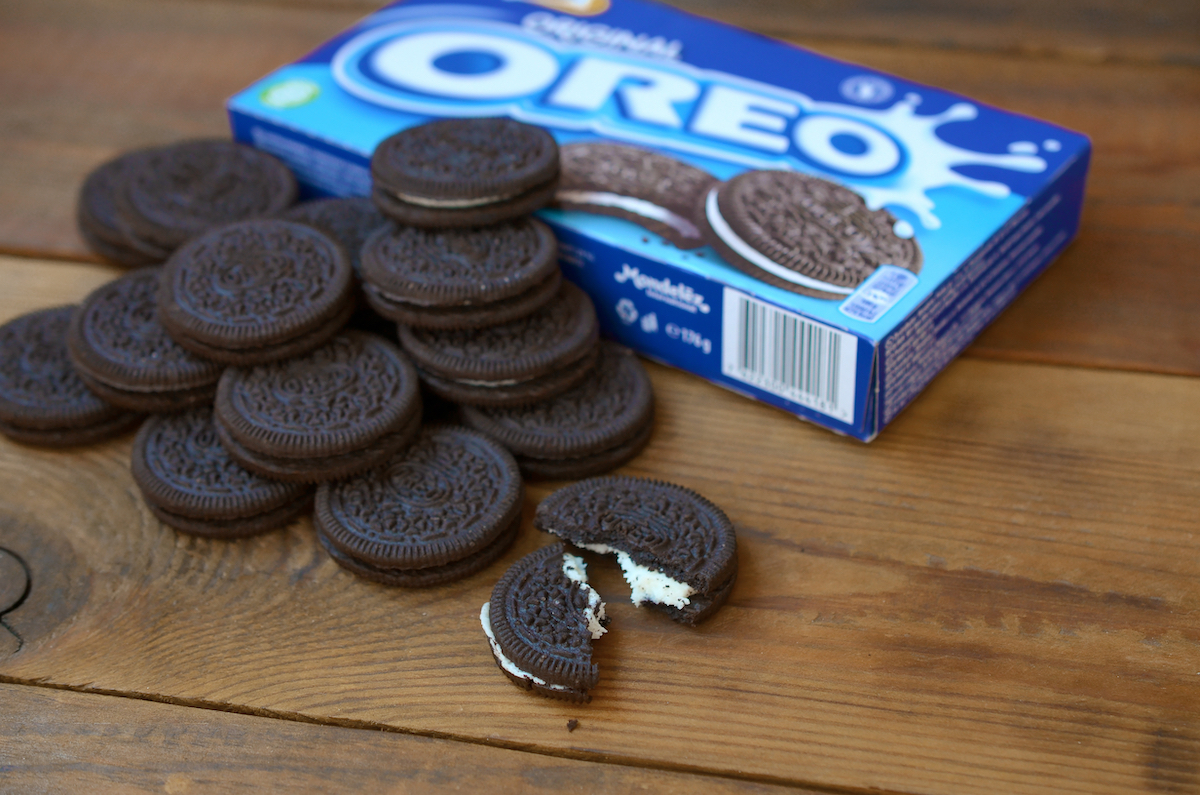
227;0;1090;441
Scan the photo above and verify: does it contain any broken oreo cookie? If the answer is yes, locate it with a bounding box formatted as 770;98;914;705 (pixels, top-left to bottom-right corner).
535;476;738;625
461;342;654;479
0;306;141;447
482;542;607;702
316;425;522;587
360;217;561;329
699;169;922;299
214;331;421;483
557;142;715;249
371;118;559;227
132;407;312;538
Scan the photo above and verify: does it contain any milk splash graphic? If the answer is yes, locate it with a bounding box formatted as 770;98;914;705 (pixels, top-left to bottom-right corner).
829;93;1048;230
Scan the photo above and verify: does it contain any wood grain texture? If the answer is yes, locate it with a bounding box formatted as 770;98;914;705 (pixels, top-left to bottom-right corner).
162;0;1200;65
0;0;1196;374
2;257;1198;795
0;683;808;794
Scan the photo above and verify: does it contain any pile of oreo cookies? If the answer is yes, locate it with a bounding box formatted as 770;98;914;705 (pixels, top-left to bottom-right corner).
3;121;659;592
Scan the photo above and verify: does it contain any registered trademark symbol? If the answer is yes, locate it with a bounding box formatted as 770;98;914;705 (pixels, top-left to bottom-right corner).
839;75;894;105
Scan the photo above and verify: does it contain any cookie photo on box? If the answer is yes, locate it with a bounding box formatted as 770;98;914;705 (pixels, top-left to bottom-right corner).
556;142;716;250
698;169;922;300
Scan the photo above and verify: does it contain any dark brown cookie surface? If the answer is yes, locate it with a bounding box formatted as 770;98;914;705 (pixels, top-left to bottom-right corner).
701;169;922;299
398;280;598;384
158;219;353;358
77;150;170;267
0;306;138;444
482;542;606;702
115;139;298;250
281;197;388;278
371;118;559;227
461;342;654;474
316;425;522;573
131;407;311;537
557;142;715;249
534;476;738;625
67;267;223;412
215;330;420;462
361;217;558;307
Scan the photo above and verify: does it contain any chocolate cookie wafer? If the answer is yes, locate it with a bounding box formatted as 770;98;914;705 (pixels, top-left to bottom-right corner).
698;169;922;299
371;118;559;227
397;281;599;407
214;331;421;483
77;150;171;267
0;306;141;446
481;542;607;702
557;142;715;249
316;425;522;587
461;342;654;479
280;197;388;280
67;267;223;413
535;476;738;625
360;217;560;329
132;407;312;538
158;219;355;365
114;139;297;252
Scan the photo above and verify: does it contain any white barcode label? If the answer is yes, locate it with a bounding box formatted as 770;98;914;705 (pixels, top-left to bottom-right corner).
721;288;858;422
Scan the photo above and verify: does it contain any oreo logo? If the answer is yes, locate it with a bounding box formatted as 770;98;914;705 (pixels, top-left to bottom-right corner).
331;17;906;180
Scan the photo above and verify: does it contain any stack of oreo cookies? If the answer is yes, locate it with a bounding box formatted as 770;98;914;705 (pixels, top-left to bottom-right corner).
77;140;298;267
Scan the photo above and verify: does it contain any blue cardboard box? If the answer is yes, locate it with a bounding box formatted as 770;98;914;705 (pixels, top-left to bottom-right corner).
228;0;1090;440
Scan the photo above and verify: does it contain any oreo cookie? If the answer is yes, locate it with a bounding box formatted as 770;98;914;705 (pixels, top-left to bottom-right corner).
461;342;654;480
0;307;141;447
315;425;522;587
371;118;559;227
698;169;922;299
114;139;297;252
67;267;223;413
360;217;560;329
557;142;715;249
481;542;607;702
535;476;738;625
397;280;599;407
77;151;171;267
214;331;421;483
131;407;312;538
158;219;355;365
280;197;388;280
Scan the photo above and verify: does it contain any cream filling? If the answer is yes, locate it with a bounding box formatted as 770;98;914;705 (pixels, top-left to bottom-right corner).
479;553;607;691
452;376;523;387
704;187;855;295
391;190;516;209
557;190;703;241
580;543;695;610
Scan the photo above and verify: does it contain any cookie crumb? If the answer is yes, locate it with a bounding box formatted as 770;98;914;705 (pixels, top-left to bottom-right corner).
566;719;579;732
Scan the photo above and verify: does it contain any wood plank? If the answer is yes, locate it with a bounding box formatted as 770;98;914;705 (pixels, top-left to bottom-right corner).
167;0;1200;65
1;0;1196;375
2;256;1199;795
0;683;808;794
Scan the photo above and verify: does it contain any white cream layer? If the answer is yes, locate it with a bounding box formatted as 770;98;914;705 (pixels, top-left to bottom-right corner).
479;553;607;691
703;187;855;295
391;190;514;209
558;190;703;241
580;543;695;610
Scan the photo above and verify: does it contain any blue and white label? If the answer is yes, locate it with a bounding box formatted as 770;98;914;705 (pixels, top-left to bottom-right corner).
329;13;1049;231
839;265;919;323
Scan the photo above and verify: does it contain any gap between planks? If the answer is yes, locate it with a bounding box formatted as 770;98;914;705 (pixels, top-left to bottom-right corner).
0;675;901;795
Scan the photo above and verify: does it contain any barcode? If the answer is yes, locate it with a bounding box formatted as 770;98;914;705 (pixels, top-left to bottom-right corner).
721;288;858;422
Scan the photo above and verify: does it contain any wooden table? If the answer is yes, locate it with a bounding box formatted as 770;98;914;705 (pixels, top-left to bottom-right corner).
1;1;1197;792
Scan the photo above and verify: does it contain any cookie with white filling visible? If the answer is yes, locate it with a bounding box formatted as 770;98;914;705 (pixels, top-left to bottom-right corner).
482;542;607;702
557;142;715;249
534;475;737;625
